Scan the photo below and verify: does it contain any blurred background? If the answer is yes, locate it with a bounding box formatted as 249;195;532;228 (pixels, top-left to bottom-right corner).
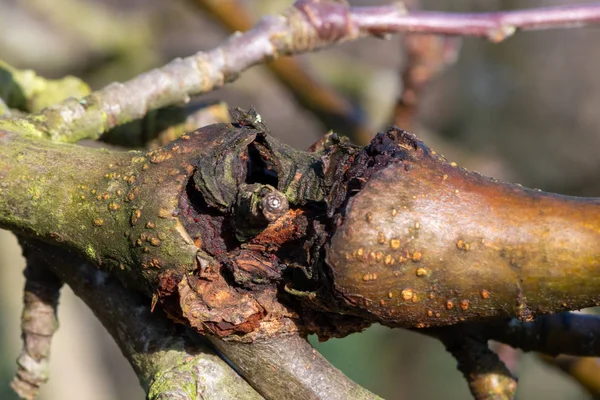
1;0;599;398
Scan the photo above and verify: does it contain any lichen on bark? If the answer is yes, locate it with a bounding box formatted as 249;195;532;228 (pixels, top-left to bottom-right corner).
5;109;600;345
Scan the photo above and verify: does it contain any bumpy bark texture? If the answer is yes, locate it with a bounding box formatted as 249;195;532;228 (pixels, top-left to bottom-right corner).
5;112;600;346
19;240;264;400
326;127;600;328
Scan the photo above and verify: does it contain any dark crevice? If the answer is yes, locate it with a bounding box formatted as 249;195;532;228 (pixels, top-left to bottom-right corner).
245;140;279;187
180;175;239;255
325;127;425;223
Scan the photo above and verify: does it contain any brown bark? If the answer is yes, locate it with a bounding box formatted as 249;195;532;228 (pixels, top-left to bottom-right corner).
326;127;600;329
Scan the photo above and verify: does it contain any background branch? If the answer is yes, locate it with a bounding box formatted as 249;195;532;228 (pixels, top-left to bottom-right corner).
392;33;460;130
10;247;62;400
4;1;600;143
482;314;600;357
540;355;600;398
192;0;372;144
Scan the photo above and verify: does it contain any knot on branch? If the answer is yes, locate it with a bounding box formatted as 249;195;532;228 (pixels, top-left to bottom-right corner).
282;0;359;52
235;183;289;242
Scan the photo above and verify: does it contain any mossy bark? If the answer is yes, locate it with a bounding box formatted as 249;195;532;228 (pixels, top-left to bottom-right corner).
0;128;213;294
22;240;264;400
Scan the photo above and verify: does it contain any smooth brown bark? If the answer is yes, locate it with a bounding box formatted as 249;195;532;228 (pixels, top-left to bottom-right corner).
327;128;600;328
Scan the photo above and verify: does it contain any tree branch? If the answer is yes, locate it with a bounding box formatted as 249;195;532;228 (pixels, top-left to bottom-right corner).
10;246;63;400
483;313;600;357
20;239;263;400
434;327;517;400
326;127;600;329
4;1;600;143
352;3;600;43
0;60;232;148
210;334;381;400
539;354;600;397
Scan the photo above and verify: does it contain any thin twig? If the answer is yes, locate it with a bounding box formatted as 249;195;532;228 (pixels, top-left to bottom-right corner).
432;327;518;400
540;355;600;398
392;0;461;132
5;1;600;142
392;0;461;130
192;0;372;144
483;313;600;357
352;3;600;42
393;34;460;130
10;241;63;400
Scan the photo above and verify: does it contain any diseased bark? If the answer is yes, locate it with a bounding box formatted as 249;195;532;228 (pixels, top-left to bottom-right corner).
4;110;600;345
19;240;264;400
4;2;600;398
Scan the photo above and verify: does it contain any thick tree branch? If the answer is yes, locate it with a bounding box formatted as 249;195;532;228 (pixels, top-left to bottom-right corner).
327;127;600;329
6;117;600;336
211;334;381;400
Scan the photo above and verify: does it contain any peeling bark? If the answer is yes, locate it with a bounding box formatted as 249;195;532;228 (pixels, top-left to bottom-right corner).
20;240;263;400
5;111;600;345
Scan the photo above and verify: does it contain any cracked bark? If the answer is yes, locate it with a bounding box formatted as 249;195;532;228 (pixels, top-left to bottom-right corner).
19;240;264;400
